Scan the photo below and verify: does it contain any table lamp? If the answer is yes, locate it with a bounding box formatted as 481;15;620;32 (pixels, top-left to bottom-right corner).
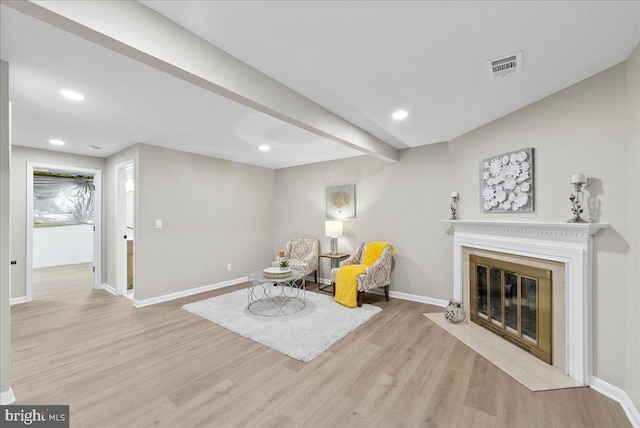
325;220;343;255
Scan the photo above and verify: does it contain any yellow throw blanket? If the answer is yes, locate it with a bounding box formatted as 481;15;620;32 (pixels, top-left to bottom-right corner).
334;264;366;308
334;242;394;308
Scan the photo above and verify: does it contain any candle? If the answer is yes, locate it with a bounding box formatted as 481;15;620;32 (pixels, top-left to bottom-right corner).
571;174;586;184
451;192;459;198
278;250;285;258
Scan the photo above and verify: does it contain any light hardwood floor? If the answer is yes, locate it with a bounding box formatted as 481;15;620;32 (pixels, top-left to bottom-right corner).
10;263;629;427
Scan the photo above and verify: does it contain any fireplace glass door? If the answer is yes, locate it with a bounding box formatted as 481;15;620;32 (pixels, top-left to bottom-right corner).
470;254;552;364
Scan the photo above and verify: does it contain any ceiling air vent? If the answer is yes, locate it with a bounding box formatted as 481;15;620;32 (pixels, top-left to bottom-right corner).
487;51;522;79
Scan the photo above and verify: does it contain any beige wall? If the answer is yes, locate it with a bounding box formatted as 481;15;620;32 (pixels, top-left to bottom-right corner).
131;144;275;301
450;53;639;405
274;145;453;299
7;144;383;301
10;146;106;299
10;142;277;303
625;42;640;410
275;46;640;408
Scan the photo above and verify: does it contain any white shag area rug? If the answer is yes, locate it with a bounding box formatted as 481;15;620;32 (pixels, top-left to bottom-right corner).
183;288;382;362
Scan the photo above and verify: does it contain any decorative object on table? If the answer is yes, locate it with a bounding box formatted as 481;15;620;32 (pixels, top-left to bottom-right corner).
326;184;356;219
325;220;343;255
271;239;319;283
263;266;292;279
481;148;534;212
279;259;290;268
182;289;381;362
568;173;588;223
278;249;285;258
444;299;466;323
450;192;459;220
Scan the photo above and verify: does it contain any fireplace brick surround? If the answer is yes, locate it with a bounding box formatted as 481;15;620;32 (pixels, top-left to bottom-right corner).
446;220;607;385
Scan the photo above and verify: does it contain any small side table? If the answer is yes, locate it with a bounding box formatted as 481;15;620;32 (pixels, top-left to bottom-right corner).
317;252;349;293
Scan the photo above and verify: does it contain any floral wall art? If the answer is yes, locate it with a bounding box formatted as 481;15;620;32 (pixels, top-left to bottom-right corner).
481;148;534;212
326;184;356;219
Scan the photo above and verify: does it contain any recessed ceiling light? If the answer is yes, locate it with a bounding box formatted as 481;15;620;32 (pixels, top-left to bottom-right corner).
89;145;102;151
60;89;85;101
49;139;65;146
391;110;409;121
259;145;270;152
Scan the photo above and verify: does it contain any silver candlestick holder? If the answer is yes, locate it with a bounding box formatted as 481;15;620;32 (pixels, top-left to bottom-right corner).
568;176;587;223
450;193;459;220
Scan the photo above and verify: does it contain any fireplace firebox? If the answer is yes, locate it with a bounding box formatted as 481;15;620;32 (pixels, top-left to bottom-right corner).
470;254;552;364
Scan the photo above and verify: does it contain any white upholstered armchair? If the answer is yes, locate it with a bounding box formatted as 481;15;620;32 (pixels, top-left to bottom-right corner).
273;238;319;282
331;242;393;307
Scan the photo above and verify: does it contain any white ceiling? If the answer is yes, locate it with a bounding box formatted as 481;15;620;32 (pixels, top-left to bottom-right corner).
2;1;639;169
0;5;363;169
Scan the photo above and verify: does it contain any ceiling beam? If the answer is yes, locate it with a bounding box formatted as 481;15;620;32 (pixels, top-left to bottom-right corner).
3;0;399;163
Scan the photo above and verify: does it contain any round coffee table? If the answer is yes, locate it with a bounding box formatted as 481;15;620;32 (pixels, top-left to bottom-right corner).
247;268;305;316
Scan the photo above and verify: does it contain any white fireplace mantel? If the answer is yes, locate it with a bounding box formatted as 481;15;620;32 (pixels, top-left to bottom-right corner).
444;219;608;385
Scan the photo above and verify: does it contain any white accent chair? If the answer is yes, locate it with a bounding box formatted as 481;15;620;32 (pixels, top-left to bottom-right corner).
273;239;319;282
330;242;393;307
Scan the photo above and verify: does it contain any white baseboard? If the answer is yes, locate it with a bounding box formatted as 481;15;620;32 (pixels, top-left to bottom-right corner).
103;284;117;296
1;387;16;405
10;297;27;306
317;277;448;307
133;277;246;308
390;290;448;307
590;376;640;427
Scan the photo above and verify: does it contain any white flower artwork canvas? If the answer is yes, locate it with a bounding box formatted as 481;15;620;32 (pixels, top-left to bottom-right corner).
481;148;534;212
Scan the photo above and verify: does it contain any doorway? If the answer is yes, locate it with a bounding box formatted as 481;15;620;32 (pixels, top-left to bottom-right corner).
26;162;102;302
116;160;136;299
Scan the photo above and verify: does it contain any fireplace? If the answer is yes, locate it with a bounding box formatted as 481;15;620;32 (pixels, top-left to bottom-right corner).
446;220;607;385
470;254;552;364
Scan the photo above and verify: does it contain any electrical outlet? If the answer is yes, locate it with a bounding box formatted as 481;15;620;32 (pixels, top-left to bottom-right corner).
155;219;162;229
227;263;232;271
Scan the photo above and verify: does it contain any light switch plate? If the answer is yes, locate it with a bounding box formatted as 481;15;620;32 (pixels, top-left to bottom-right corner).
155;219;162;228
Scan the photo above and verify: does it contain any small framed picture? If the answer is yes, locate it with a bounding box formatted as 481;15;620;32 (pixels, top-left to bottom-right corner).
326;184;356;219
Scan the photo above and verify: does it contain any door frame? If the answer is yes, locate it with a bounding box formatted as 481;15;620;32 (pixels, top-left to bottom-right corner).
115;159;135;297
26;162;102;301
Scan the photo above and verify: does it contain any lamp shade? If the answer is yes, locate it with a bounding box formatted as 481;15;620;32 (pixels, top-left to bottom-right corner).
325;220;343;238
